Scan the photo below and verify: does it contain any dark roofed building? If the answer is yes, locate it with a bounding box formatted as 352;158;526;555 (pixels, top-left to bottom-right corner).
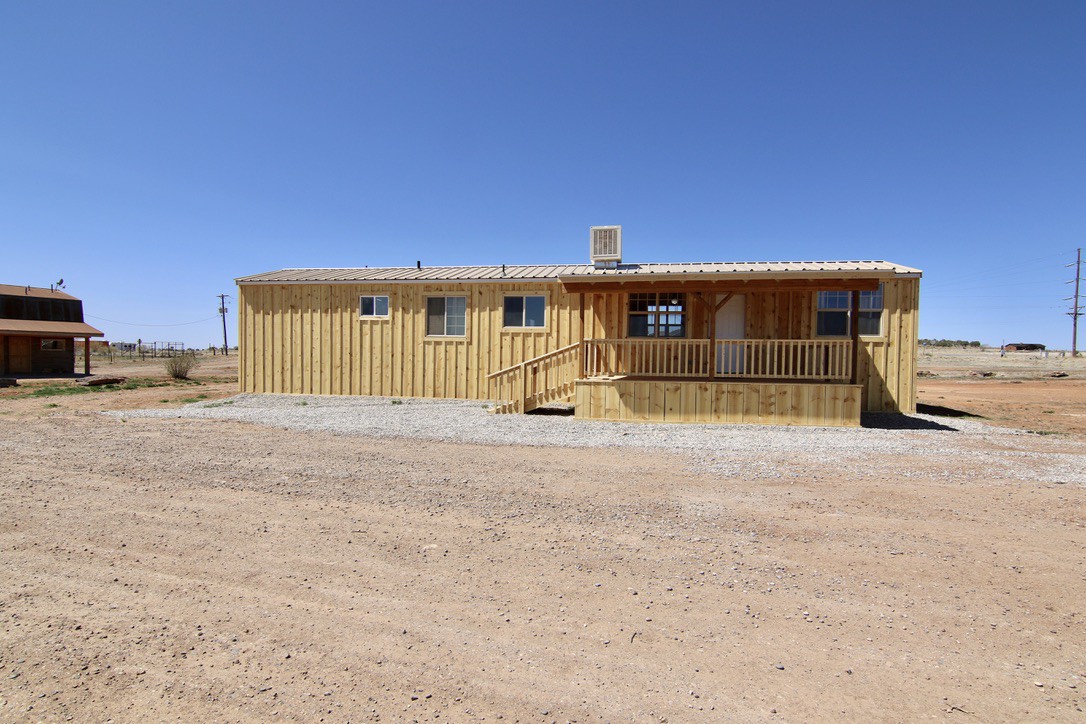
0;284;103;376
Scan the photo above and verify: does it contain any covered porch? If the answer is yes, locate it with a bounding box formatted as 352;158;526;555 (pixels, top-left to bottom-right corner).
569;273;875;425
488;337;863;425
489;271;881;426
566;273;880;385
0;329;103;377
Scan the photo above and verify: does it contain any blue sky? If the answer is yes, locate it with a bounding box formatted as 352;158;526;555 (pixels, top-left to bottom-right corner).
2;1;1083;348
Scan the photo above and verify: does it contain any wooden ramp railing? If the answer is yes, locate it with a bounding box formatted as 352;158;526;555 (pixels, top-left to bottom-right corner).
583;338;852;381
487;342;581;414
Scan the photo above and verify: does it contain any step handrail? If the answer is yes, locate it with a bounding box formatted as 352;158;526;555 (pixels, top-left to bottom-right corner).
487;341;582;413
486;341;582;380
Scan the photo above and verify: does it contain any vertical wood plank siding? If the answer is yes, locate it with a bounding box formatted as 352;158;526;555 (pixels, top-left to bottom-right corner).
738;279;919;413
745;290;815;339
239;276;919;413
238;282;583;399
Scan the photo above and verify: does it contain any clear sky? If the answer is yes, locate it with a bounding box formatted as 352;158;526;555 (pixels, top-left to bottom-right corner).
2;1;1083;349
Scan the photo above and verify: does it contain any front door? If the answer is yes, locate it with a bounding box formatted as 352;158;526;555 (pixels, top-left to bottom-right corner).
715;295;745;375
9;337;32;374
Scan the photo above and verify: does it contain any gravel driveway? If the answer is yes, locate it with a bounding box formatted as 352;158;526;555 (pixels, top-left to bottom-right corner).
114;393;1086;484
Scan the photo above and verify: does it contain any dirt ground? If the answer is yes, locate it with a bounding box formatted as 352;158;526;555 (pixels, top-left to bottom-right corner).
917;347;1086;435
1;351;1084;721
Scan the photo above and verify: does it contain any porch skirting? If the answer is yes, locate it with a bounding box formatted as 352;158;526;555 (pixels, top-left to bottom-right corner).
574;378;861;427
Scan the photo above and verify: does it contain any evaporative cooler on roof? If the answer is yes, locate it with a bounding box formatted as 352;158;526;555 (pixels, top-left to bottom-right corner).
590;225;622;267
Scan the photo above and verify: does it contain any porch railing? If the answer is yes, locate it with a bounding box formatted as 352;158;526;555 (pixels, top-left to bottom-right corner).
487;341;581;414
582;338;852;382
583;338;712;377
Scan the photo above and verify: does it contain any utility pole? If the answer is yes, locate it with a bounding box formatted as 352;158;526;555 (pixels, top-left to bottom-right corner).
1067;249;1083;357
217;295;230;356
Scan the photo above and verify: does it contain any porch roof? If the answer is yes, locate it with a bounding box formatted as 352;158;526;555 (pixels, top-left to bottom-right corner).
0;319;103;337
237;260;921;285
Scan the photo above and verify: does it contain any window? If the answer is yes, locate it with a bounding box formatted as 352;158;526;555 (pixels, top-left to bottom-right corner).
816;291;850;336
40;339;65;351
359;295;390;318
628;292;687;338
817;285;883;336
858;286;883;335
426;296;466;336
503;295;546;328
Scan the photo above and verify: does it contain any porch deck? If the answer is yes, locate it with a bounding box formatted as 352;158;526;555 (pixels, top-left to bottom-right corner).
574;377;861;426
488;338;862;425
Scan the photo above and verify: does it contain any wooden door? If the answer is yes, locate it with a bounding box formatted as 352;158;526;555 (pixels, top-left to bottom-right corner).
715;295;745;375
9;337;32;374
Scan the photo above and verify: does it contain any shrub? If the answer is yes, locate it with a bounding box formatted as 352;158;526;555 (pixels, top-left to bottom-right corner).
165;354;199;380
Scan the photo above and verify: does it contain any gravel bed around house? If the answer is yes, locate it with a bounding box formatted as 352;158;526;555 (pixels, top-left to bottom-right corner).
110;393;1086;485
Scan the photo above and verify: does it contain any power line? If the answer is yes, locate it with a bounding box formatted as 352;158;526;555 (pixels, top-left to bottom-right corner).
86;314;219;327
922;296;1062;303
923;280;1055;295
922;269;1065;291
920;251;1071;289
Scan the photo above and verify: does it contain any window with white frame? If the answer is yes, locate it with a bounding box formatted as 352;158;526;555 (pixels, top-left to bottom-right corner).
858;285;883;335
628;292;687;338
359;295;390;318
426;296;466;336
503;295;546;328
816;285;883;336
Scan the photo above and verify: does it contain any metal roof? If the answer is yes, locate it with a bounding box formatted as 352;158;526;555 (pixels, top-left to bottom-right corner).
564;260;922;278
236;265;587;283
0;320;103;337
0;284;81;301
237;260;921;284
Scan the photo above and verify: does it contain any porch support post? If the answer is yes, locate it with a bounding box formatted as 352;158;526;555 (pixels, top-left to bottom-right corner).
84;337;91;375
708;303;716;380
692;292;715;379
850;290;860;385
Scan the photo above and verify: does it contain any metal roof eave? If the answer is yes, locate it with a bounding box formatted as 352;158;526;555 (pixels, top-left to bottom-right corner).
556;270;922;284
234;261;923;285
235;276;565;285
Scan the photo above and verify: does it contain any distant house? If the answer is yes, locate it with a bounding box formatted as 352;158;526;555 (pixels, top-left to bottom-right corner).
1004;343;1045;352
0;285;103;375
236;230;921;426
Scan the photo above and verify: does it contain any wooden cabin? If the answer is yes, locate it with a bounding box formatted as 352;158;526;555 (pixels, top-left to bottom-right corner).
237;237;920;426
0;284;103;376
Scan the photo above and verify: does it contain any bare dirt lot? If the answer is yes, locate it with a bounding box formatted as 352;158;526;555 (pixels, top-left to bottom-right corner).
1;351;1084;721
918;347;1086;435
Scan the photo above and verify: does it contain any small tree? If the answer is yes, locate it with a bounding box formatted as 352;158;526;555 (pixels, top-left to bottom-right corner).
165;353;199;380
